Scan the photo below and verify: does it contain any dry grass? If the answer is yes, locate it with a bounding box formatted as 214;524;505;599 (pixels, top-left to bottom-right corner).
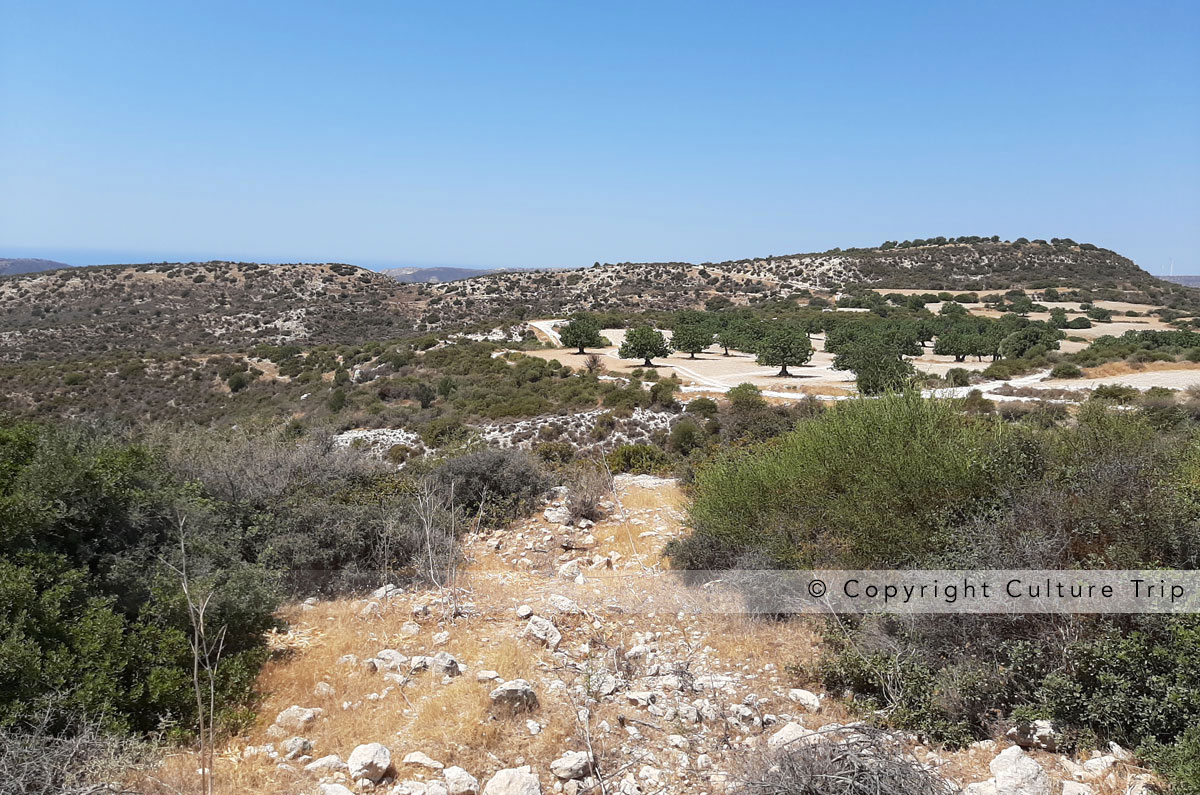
1082;360;1200;378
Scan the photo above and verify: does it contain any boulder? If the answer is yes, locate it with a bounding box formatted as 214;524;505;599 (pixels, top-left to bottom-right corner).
989;746;1050;795
1006;720;1058;752
348;742;391;782
544;506;571;525
768;721;816;749
482;766;541;795
444;765;480;795
549;750;592;780
273;705;322;733
490;679;539;713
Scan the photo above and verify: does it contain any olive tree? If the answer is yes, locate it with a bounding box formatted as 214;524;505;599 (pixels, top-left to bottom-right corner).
755;322;813;377
618;326;672;367
560;314;606;354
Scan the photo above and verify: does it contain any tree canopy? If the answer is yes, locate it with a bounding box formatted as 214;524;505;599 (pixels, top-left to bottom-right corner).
618;326;672;367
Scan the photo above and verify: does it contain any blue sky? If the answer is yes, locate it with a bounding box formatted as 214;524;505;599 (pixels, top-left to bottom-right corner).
2;1;1197;273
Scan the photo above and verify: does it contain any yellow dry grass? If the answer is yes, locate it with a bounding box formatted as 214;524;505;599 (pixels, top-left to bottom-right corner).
1083;360;1200;379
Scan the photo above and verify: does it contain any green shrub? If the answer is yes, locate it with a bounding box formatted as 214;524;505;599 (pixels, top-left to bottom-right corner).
685;396;719;418
1091;383;1140;403
944;367;970;387
676;394;1009;569
606;444;670;475
1050;362;1083;378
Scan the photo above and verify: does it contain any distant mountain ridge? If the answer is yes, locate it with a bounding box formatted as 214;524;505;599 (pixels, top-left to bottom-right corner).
380;265;569;283
0;257;72;276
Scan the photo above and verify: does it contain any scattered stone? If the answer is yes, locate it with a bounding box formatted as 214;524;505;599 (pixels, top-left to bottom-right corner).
547;594;581;614
273;705;322;733
445;766;480;795
336;654;358;666
558;561;584;583
990;746;1050;795
786;688;821;712
476;669;502;682
482;766;541;795
515;604;534;619
359;601;381;619
549;751;592;780
320;785;355;795
281;736;312;760
372;583;402;599
433;631;450;646
489;679;540;713
525;719;541;735
525;615;562;651
400;621;422;637
404;751;445;770
431;650;464;676
348;742;391;782
306;755;349;775
312;681;336;698
1062;783;1094;795
375;649;409;671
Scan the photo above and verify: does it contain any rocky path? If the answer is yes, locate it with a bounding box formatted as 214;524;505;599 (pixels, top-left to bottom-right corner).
213;477;1158;795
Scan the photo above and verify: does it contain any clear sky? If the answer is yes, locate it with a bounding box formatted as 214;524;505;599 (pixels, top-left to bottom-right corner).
2;1;1197;273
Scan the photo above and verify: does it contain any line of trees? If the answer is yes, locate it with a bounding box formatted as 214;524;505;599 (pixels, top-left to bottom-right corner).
556;304;1063;392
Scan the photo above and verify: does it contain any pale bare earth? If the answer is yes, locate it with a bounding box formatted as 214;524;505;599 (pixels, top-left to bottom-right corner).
531;304;1200;403
178;476;1153;794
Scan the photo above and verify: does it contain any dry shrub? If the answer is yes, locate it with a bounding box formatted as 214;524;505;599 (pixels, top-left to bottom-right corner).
736;726;959;795
0;708;152;795
566;460;610;523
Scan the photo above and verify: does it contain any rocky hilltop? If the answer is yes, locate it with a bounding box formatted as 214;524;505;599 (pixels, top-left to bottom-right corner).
417;239;1186;326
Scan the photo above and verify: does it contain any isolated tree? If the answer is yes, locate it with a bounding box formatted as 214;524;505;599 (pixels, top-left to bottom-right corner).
755;322;814;376
671;320;714;359
560;314;606;354
618;325;672;367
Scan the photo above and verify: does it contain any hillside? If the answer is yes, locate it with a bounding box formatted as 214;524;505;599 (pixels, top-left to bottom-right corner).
5;241;1196;362
0;257;72;276
417;238;1197;326
0;260;421;360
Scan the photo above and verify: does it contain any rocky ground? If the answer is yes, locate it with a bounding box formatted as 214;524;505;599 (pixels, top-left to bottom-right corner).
185;477;1161;795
